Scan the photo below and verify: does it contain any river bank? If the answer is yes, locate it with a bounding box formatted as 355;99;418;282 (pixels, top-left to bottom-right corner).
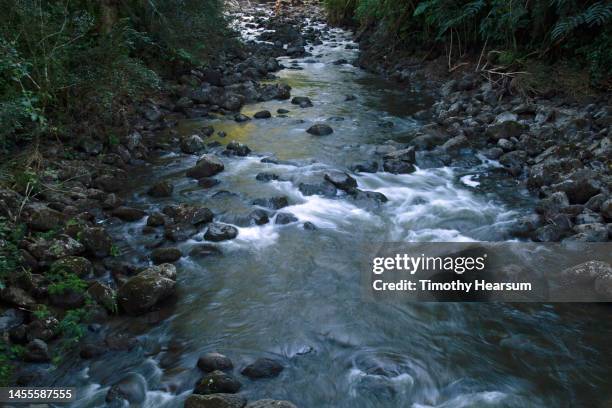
1;1;611;407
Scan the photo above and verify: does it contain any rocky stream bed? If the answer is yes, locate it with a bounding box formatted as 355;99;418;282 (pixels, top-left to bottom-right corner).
1;1;611;407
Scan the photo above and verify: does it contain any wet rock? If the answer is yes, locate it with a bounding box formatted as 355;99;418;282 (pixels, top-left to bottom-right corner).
483;147;504;160
0;287;35;308
324;171;357;191
199;178;220;189
256;172;280;182
277;108;290;114
252;196;289;210
602;199;612;220
260;83;291;101
112;206;146;222
352;161;378;173
254;110;272;119
102;193;123;210
147;212;166;227
291;96;312;107
441;135;469;152
50;256;92;277
164;204;213;225
0;308;24;332
24;203;64;232
87;282;116;312
241;358;284;379
147;180;174;198
187;154;225;179
298;181;337;197
536;192;570;216
106;373;147;405
549;171;601;204
181;135;207;154
306;123;333;136
204;223;238;242
235;113;251;122
151;247;182;264
248;209;270;226
571;223;609;242
117;264;177;315
26;316;59;341
345;94;356;101
350;189;388;205
164;223;198;242
303;221;317;230
246;400;298;408
197;352;234;372
189;244;222;258
194;370;242;395
105;332;139;351
510;214;542;238
24;339;51;362
80;342;106;359
28;234;85;261
485;120;526;140
275;212;298;225
575;210;604;225
185;394;247;408
585;194;607;212
224;141;251;157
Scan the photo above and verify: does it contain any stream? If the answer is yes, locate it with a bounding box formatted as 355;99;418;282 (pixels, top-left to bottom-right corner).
49;5;612;408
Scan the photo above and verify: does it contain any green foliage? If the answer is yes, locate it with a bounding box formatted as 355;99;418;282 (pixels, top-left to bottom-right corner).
0;218;25;289
58;307;90;342
0;0;227;147
47;262;88;295
0;339;24;386
324;0;612;88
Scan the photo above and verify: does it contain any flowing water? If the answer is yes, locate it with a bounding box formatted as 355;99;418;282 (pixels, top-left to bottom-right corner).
50;7;612;408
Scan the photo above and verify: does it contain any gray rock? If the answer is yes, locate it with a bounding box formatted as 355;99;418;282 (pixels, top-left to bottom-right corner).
197;352;234;372
194;370;242;395
571;223;609;242
324;171;357;191
204;223;238;242
24;203;64;232
24;339;51;362
235;113;251;122
601;199;612;220
147;181;174;198
536;192;570;216
252;196;289;210
185;394;247;408
181;135;207;154
147;212;166;227
306;124;333;136
117;264;177;315
275;212;298;225
187;155;225;179
0;287;36;308
241;358;284;379
112;206;146;222
151;247;182;264
254;110;272;119
224;141;251;157
485;120;527;140
291;96;312;107
106;373;147;405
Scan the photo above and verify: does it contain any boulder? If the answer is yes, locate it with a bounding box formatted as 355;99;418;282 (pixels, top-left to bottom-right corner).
106;373;147;405
194;370;242;395
291;96;312;107
224;141;251;157
324;172;357;191
151;247;182;264
275;212;298;225
117;264;177;315
252;196;289;210
485;120;527;140
185;394;247;408
306;124;333;136
254;110;272;119
235;113;251;122
112;206;146;222
50;256;92;277
87;282;116;312
189;244;223;258
147;212;166;227
602;199;612;220
148;181;174;198
23;339;51;362
0;287;36;308
187;155;225;179
535;192;569;216
241;358;284;379
181;135;207;154
24;203;64;232
204;223;238;242
164;223;198;242
197;352;234;373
